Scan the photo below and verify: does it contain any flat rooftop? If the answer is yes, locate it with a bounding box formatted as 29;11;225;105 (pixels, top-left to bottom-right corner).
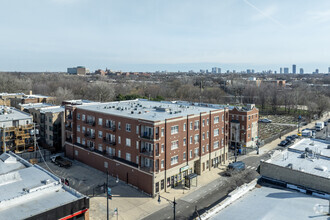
20;102;54;110
40;106;64;114
265;148;330;179
0;106;32;122
290;138;330;158
0;152;86;220
0;93;25;98
76;99;224;122
211;186;329;220
23;94;50;99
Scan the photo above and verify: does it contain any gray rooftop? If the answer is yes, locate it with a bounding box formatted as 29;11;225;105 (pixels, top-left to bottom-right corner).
211;186;329;220
76;99;224;122
23;94;50;99
266;146;330;179
0;93;25;98
0;106;32;122
40;106;65;114
290;138;330;158
0;152;86;220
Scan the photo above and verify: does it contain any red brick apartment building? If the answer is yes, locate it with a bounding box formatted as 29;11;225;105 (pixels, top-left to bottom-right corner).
229;104;259;148
65;100;230;196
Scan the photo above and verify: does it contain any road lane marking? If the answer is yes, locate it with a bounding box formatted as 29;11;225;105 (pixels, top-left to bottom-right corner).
186;206;189;208
247;166;251;169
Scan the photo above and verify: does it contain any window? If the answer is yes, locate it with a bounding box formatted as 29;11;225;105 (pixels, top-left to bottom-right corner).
248;116;251;120
194;121;199;130
171;125;179;134
82;114;85;121
202;119;205;127
161;160;164;168
98;144;102;151
49;126;53;131
118;136;121;144
242;125;245;130
183;123;186;131
98;118;103;126
207;131;209;138
77;113;80;120
161;128;164;137
214;129;219;137
248;134;251;138
171;140;179;150
190;136;193;144
77;125;80;132
207;119;209;125
77;137;81;143
136;141;139;150
75;150;78;156
214;141;219;149
242;116;245;121
118;150;121;158
49;117;52;123
161;144;164;153
126;138;131;147
194;134;199;144
248;125;251;129
171;155;178;165
222;127;224;134
203;133;205;140
155;182;159;193
190;122;193;130
126;123;131;132
202;146;205;153
190;150;193;158
104;161;108;169
126;153;131;161
118;122;121;130
183;152;186;160
183;138;186;146
221;138;224;146
214;116;219;124
136;125;139;134
136;156;139;164
222;114;224;122
82;126;85;133
82;138;85;145
161;180;164;190
98;131;103;138
206;144;209;151
194;148;198;157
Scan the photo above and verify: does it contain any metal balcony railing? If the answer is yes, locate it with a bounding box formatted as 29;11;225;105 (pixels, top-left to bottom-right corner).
103;137;116;146
140;148;153;156
104;124;116;131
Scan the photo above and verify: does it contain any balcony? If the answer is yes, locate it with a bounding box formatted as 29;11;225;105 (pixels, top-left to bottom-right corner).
84;132;96;139
103;137;116;146
140;166;154;173
66;137;72;142
104;125;116;132
86;120;95;126
140;133;154;141
140;148;153;157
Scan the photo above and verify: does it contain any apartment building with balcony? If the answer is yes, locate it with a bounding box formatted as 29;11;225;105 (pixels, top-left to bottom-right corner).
229;104;259;148
65;99;229;196
0;106;34;153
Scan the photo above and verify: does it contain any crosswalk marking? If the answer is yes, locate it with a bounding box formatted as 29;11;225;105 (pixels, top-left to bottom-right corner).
247;166;251;169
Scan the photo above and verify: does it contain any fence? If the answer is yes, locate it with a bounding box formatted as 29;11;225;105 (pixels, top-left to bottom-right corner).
16;149;52;163
262;126;297;145
83;183;107;197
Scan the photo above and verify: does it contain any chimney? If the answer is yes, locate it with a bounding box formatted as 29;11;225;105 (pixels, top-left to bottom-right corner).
29;90;33;95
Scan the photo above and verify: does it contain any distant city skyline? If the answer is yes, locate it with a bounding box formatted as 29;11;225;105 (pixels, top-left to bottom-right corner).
1;0;330;72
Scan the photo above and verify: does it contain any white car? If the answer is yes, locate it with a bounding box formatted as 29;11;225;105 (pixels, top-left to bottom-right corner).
259;119;272;123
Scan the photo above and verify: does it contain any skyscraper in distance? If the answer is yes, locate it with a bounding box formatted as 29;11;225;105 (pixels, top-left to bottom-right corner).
292;64;296;74
299;68;304;74
280;68;283;74
284;67;289;74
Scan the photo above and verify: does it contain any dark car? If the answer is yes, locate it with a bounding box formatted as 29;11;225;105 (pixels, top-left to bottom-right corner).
286;136;293;141
224;161;245;176
324;121;328;126
291;134;298;139
278;140;288;146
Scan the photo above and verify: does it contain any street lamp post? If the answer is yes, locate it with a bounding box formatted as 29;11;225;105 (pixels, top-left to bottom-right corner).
158;194;177;220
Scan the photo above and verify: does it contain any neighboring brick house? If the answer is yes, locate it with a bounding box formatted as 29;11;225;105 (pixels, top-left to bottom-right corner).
229;104;259;148
65;100;230;196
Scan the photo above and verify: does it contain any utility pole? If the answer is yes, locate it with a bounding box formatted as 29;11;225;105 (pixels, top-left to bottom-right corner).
33;123;37;152
3;125;6;153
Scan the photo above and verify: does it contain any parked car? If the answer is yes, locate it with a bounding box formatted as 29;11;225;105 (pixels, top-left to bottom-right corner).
224;161;245;176
324;121;328;126
51;155;72;168
291;134;298;140
278;140;288;147
259;119;272;123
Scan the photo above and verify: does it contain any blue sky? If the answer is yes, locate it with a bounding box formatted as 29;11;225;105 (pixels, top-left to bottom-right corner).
1;0;330;72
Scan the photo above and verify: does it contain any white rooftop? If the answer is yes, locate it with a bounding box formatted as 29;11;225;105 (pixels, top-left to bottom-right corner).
0;93;25;98
0;152;86;220
40;106;64;114
290;138;330;158
266;148;330;179
76;99;224;122
23;94;50;99
211;186;329;220
19;102;53;110
0;106;32;122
